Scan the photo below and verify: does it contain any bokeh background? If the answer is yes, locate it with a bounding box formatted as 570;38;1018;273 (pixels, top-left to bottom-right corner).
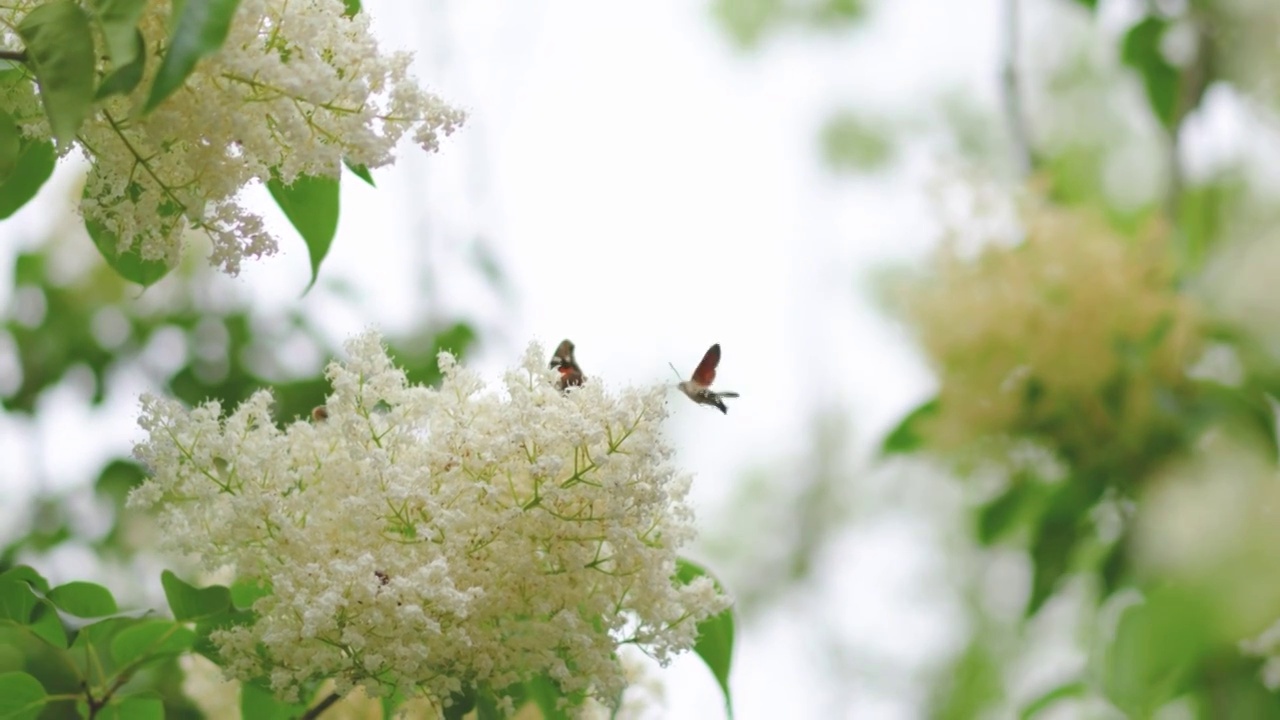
8;0;1280;717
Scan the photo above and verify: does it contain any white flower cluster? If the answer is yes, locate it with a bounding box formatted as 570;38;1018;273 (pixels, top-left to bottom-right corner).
1;0;464;274
131;332;728;709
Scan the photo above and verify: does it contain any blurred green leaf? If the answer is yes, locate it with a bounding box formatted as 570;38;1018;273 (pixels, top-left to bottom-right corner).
145;0;244;111
443;687;477;720
881;398;940;455
930;638;1003;720
17;0;96;147
266;172;340;292
1026;512;1079;617
89;0;147;67
86;218;172;288
521;676;570;720
341;0;360;17
1120;17;1179;130
1102;588;1210;717
89;0;147;69
676;558;735;717
0;136;56;219
47;581;117;617
160;571;230;622
99;696;164;720
240;681;307;720
1071;0;1097;9
977;480;1043;545
1019;680;1086;719
94;29;146;99
0;110;19;183
821;111;894;172
110;620;195;666
0;671;46;720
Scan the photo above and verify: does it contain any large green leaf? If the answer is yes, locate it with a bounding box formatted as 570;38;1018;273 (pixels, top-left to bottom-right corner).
47;581;118;617
90;0;148;67
145;0;244;111
160;571;231;622
266;171;340;291
676;558;735;717
0;672;47;720
95;29;146;100
85;218;173;288
0;138;56;219
520;676;569;720
28;599;67;648
344;158;375;186
17;1;96;147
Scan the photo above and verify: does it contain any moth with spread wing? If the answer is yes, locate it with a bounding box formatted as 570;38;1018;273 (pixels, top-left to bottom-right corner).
673;343;739;414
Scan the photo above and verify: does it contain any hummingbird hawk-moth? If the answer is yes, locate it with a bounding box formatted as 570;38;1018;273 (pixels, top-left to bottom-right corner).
549;339;586;391
673;343;739;414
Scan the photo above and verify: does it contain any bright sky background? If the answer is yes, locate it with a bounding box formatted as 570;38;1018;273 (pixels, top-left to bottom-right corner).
0;0;1019;717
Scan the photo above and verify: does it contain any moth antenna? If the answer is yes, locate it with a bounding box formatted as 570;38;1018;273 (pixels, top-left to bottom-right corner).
667;362;683;380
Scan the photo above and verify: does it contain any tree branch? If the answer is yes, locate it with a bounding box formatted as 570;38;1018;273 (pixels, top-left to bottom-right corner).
1000;0;1032;177
299;692;342;720
0;49;27;62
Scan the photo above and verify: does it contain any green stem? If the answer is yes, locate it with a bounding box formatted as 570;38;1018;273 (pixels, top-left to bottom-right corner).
0;49;25;62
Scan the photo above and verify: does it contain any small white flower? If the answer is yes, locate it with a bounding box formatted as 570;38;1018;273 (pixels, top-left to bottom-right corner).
131;332;729;708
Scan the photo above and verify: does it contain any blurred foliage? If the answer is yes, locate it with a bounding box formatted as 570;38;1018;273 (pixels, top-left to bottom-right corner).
820;111;895;173
711;0;865;49
713;0;1280;716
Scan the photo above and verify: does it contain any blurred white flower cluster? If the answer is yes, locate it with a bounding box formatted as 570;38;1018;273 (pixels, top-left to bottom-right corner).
1;0;464;274
131;332;727;708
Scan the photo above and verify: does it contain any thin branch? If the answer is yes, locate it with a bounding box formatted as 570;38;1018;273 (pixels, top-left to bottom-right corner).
0;49;26;62
299;692;342;720
1000;0;1032;177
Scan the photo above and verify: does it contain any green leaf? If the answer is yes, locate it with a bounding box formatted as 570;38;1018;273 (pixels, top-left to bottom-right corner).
95;29;146;99
266;171;340;291
0;138;56;219
91;0;147;70
881;398;939;455
0;110;19;183
343;158;375;186
28;600;67;648
161;571;231;622
1019;680;1086;719
341;0;360;17
1026;512;1079;617
90;0;147;67
1102;588;1210;717
0;581;37;623
17;1;96;147
976;481;1044;545
521;676;569;720
0;567;50;594
145;0;244;112
229;578;271;610
240;683;307;720
86;218;173;288
1121;16;1179;130
47;582;117;618
0;671;47;720
676;559;735;717
99;696;164;720
1071;0;1097;9
110;619;195;666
